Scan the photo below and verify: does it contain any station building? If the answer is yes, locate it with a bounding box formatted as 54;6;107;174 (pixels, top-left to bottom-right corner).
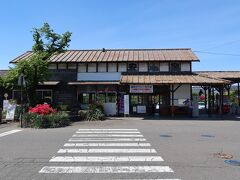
10;48;236;117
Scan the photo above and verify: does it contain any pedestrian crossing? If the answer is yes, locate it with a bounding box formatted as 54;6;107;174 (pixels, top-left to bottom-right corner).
39;128;180;179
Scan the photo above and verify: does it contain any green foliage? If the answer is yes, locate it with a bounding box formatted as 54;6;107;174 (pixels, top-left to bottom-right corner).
2;53;49;105
32;23;72;54
86;103;105;121
58;104;69;111
229;90;238;105
22;111;70;128
2;23;72;106
89;103;104;113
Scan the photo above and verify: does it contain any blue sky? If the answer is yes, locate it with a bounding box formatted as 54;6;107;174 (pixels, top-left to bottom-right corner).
0;0;240;71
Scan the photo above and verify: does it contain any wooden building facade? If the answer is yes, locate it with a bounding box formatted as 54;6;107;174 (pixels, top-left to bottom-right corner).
10;48;231;116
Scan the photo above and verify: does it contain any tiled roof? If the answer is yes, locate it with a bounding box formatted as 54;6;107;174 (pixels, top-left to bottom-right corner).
11;48;199;63
120;74;230;85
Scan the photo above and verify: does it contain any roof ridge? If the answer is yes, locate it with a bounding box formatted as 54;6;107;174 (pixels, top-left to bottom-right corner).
24;48;192;52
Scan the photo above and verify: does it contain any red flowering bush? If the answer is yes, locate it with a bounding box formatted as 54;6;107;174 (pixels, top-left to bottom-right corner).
29;104;56;115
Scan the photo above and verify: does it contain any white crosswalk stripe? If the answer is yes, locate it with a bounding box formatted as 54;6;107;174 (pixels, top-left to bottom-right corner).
69;138;146;142
64;143;151;147
0;129;22;138
75;131;141;134
39;128;180;179
57;148;157;153
39;166;173;173
78;129;139;131
50;156;163;162
72;134;144;137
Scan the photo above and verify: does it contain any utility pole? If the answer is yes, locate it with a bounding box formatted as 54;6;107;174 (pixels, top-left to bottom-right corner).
18;73;25;128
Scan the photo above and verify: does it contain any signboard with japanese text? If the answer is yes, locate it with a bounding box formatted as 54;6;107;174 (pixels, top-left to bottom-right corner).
130;85;153;93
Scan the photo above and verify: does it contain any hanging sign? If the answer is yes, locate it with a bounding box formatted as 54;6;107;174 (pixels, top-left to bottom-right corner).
130;85;153;93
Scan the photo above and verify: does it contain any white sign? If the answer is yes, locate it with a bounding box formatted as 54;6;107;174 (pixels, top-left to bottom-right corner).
3;100;9;111
130;85;153;93
6;104;16;120
3;100;17;120
137;105;146;113
124;95;129;115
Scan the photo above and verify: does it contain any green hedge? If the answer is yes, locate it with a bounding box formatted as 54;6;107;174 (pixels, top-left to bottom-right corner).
22;111;70;128
86;103;105;121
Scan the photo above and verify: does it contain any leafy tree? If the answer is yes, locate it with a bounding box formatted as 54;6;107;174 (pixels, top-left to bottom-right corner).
32;23;72;55
3;23;72;106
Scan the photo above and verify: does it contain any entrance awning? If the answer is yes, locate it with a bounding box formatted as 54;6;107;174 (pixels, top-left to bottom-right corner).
120;74;231;85
39;81;60;85
68;81;120;85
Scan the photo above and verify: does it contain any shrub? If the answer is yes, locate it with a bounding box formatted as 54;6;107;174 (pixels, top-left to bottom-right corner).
22;112;70;128
58;105;69;111
86;103;105;121
89;103;104;113
22;104;70;128
29;104;56;115
47;112;70;128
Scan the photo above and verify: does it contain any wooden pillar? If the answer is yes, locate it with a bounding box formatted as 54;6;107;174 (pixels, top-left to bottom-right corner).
212;88;215;113
117;85;120;116
220;86;224;115
208;87;211;116
203;87;208;111
238;82;240;106
227;85;230;98
171;84;174;117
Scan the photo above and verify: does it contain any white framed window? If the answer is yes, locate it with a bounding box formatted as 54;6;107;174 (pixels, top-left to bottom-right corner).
149;62;160;72
160;63;169;72
48;63;57;70
181;63;191;72
98;63;107;72
88;63;97;72
118;63;127;72
68;63;77;70
58;63;67;70
108;63;117;72
128;63;138;72
170;62;181;72
78;63;87;72
139;62;148;72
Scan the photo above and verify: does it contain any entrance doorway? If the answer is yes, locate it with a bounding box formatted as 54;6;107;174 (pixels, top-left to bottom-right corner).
129;93;170;115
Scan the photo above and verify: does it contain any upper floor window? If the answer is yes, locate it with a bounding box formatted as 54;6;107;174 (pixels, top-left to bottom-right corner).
149;62;159;72
48;63;57;70
68;63;77;70
88;63;97;72
78;63;87;72
181;63;191;72
118;63;127;72
170;63;181;73
139;63;148;72
98;63;107;72
128;63;138;72
58;63;67;70
160;63;169;72
108;63;117;72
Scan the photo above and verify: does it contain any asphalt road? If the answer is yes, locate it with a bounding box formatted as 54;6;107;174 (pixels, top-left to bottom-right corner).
0;118;240;180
